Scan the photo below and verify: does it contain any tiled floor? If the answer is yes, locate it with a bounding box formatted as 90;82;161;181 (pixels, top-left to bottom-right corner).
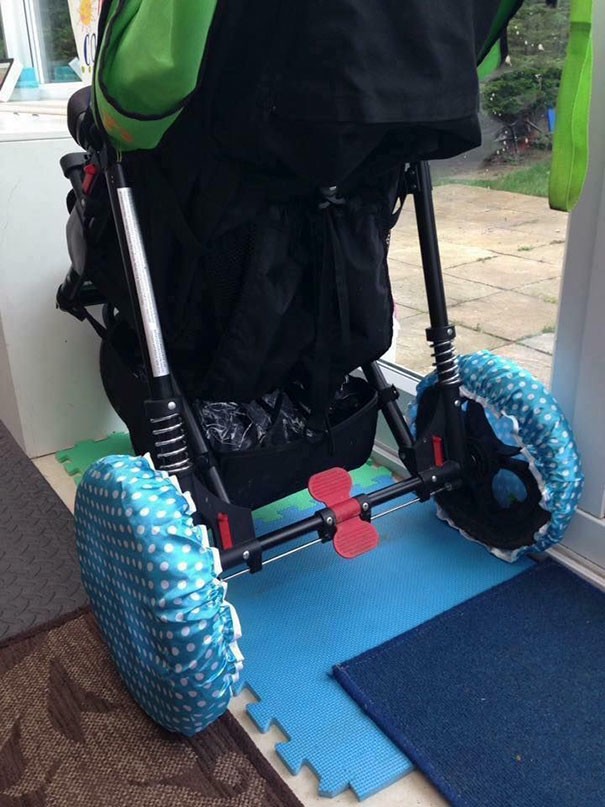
33;453;449;806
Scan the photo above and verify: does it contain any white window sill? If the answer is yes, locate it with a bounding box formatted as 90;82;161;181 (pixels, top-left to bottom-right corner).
0;99;67;116
0;101;69;140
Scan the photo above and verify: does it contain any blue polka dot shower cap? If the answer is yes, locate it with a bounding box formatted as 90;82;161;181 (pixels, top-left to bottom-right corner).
412;351;584;561
75;454;243;735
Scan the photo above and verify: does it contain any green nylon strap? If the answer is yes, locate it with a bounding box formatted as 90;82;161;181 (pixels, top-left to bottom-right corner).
549;0;593;212
478;41;502;81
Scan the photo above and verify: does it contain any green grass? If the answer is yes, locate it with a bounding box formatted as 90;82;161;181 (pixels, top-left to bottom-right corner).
444;160;551;198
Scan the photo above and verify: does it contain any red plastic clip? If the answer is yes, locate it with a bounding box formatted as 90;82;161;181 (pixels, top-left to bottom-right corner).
217;513;234;550
82;163;98;195
308;468;379;559
432;435;445;467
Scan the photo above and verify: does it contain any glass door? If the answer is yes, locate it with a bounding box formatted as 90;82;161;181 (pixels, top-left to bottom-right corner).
387;0;570;390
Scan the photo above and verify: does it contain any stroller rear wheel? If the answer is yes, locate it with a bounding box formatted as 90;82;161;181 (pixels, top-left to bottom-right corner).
414;351;584;561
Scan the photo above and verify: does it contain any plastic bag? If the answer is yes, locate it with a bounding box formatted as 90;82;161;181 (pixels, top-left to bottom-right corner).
194;392;306;453
195;376;371;453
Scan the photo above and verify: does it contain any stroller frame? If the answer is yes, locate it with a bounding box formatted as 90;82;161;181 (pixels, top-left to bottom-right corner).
59;143;470;575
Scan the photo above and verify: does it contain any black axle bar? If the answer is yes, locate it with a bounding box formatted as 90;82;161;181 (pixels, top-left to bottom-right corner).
219;461;460;571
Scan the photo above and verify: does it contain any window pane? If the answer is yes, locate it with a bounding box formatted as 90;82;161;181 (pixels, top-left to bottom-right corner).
390;0;570;388
36;0;78;83
0;14;6;60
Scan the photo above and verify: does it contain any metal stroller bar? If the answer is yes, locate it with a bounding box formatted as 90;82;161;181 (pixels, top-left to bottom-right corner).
407;162;467;467
105;163;172;398
219;461;461;571
100;159;237;502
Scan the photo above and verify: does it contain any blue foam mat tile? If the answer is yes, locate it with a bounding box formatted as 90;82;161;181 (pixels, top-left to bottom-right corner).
228;499;534;800
274;715;413;799
245;693;281;733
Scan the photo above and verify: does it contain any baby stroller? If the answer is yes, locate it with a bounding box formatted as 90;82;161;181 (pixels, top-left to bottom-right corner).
58;0;583;735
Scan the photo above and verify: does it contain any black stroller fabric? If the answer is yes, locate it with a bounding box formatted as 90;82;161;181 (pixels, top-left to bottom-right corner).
207;0;503;185
88;156;401;412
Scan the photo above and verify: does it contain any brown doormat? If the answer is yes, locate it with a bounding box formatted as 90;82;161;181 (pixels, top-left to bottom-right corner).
0;609;304;807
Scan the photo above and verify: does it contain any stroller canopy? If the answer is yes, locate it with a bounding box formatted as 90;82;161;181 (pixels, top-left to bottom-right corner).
94;0;519;157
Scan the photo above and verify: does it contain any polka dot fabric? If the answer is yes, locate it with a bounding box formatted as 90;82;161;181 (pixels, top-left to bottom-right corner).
414;351;584;561
74;454;243;735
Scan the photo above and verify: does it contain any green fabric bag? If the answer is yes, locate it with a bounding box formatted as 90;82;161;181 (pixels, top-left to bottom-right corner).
93;0;218;151
548;0;593;212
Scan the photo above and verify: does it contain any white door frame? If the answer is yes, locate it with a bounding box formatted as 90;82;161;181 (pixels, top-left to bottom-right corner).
550;0;605;573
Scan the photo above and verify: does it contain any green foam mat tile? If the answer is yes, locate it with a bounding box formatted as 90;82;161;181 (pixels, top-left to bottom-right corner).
56;432;134;483
56;432;395;518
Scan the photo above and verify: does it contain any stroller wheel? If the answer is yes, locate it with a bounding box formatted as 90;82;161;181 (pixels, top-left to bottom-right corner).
414;351;584;561
75;454;243;735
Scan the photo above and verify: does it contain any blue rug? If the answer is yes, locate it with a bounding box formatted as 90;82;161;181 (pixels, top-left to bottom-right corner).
333;560;605;807
226;472;533;800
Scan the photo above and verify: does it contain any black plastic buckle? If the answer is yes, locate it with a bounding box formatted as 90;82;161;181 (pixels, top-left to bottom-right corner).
356;495;372;522
425;324;456;343
318;507;337;542
377;385;400;406
240;540;263;574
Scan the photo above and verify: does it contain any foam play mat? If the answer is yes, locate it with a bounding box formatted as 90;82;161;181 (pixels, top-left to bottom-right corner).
57;435;534;799
56;432;134;482
226;494;534;799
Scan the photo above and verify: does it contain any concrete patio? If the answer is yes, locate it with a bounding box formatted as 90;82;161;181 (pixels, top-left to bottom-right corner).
389;183;568;385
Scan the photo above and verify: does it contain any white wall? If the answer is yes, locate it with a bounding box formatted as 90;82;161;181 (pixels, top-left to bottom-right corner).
0;132;123;456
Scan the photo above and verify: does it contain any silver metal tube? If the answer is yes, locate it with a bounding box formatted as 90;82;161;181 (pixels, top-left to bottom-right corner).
116;187;169;378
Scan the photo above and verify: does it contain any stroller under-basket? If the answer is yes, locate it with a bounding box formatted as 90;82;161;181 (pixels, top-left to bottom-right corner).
57;0;583;734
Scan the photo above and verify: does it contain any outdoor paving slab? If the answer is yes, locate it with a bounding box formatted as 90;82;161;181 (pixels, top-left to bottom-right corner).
444;254;561;289
493;343;552;387
517;277;562;303
390;263;496;309
397;218;554;256
434;185;552;215
389;183;564;386
520;332;556;355
389;237;497;269
517;241;567;265
451;226;555;254
450;290;557;341
394;303;424;320
395;313;507;376
452;208;543;227
429;200;487;219
511;217;568;241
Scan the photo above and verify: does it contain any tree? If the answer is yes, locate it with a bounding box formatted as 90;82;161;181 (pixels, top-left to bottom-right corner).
481;0;570;157
0;16;7;60
38;0;77;78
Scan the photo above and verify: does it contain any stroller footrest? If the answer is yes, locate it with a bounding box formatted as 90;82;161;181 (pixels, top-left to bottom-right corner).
308;468;379;559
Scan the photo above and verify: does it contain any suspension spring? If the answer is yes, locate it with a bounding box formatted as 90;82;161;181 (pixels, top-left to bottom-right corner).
430;337;461;386
149;412;193;474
